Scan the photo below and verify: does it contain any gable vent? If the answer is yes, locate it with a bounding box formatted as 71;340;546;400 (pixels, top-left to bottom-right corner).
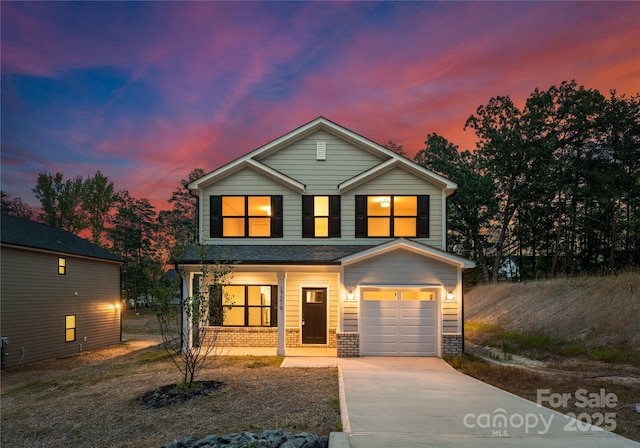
316;141;326;160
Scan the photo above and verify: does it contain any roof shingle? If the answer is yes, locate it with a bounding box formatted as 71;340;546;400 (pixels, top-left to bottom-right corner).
1;215;122;262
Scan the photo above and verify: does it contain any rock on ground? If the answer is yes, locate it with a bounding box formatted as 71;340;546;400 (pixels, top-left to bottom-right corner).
161;429;328;448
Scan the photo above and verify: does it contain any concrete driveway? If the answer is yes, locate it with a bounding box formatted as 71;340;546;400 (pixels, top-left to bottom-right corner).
338;357;639;448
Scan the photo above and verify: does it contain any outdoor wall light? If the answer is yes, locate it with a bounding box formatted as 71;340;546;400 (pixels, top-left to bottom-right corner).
346;289;355;301
446;290;455;301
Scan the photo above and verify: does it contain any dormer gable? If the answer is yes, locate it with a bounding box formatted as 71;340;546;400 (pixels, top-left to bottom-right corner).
188;116;456;195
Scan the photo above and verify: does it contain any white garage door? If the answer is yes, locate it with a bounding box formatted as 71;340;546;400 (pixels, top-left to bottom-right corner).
361;289;438;356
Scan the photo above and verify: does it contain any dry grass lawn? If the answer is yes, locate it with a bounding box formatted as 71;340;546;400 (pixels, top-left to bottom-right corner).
1;313;340;448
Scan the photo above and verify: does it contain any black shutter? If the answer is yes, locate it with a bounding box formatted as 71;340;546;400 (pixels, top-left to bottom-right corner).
271;195;283;238
355;195;366;238
302;196;314;238
417;195;430;238
329;195;341;238
210;196;222;238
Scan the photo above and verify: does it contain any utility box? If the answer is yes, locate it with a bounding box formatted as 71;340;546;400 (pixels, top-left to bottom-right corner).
1;337;8;370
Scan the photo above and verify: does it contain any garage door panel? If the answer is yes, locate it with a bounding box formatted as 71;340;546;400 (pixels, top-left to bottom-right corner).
399;343;437;354
362;308;399;318
363;324;398;336
361;289;439;357
400;316;436;326
401;325;436;336
399;307;436;317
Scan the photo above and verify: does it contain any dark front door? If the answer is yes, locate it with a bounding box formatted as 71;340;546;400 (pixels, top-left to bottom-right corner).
302;288;327;344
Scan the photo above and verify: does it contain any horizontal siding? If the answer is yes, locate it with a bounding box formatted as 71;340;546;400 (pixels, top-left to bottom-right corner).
442;300;460;333
200;167;446;247
284;272;339;330
342;302;359;333
0;246;121;368
201;169;294;245
258;130;386;194
345;167;444;248
344;249;457;287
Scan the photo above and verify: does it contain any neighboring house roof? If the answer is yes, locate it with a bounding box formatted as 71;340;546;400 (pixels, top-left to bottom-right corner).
181;239;475;268
188;116;457;195
0;215;122;263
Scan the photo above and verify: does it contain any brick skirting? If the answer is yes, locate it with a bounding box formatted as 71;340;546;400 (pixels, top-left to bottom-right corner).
206;327;336;348
286;328;337;348
442;333;463;357
336;332;360;357
210;327;277;347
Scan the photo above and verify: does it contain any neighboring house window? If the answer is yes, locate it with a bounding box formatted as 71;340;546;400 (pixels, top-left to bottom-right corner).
355;195;429;238
58;257;66;275
210;196;283;238
302;195;341;238
65;315;76;342
210;285;277;327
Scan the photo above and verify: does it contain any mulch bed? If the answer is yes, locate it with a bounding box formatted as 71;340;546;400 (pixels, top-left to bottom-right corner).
139;380;227;408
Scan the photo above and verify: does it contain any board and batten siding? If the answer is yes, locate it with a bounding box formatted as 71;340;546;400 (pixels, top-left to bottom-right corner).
0;246;121;368
343;249;458;333
257;130;386;195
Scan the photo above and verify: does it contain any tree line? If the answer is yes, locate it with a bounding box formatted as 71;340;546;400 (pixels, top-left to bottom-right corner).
406;80;639;282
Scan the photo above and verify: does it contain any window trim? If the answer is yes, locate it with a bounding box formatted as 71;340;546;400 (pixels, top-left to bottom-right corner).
65;314;76;342
355;195;429;238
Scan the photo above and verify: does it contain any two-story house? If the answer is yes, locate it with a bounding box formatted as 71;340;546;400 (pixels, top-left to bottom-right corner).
1;215;122;368
180;117;474;358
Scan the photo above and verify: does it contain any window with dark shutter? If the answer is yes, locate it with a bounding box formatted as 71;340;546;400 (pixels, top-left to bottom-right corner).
271;195;283;238
214;195;283;238
417;195;430;238
302;196;314;238
210;196;222;238
302;195;341;238
355;195;367;238
356;195;429;238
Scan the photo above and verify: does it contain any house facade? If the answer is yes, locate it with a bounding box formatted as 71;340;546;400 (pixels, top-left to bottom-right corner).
0;215;122;368
181;117;474;357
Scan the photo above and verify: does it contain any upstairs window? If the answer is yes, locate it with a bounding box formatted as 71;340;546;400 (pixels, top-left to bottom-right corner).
355;195;429;238
58;257;66;275
210;196;283;238
302;195;341;238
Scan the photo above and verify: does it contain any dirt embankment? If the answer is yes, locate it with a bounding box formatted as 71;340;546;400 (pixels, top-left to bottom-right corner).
464;270;640;347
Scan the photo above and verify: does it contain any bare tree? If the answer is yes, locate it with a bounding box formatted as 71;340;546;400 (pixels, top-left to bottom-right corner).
150;245;235;387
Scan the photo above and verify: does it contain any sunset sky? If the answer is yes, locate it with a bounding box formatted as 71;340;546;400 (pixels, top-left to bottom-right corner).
2;1;638;212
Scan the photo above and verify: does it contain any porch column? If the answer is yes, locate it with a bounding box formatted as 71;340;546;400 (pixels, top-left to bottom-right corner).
181;273;193;354
277;271;287;356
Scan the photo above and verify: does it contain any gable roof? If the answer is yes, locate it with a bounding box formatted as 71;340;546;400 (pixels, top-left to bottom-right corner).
338;238;476;269
188;116;457;195
1;215;122;263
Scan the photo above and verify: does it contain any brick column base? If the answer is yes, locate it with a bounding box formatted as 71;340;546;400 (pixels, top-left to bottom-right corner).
442;333;463;357
337;332;360;357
